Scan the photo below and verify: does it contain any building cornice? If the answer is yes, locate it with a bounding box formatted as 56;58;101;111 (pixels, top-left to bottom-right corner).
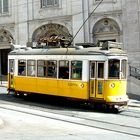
92;10;122;17
29;15;72;23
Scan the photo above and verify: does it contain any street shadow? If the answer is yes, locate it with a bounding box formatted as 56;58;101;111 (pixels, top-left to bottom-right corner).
0;93;120;114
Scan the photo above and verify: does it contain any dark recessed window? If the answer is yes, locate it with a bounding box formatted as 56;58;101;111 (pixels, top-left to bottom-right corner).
41;0;59;8
0;0;9;14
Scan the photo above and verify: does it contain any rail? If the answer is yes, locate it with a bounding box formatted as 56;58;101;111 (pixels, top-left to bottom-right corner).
129;66;140;80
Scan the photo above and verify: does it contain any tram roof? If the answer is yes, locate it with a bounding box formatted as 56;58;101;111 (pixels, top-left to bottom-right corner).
9;47;126;56
9;42;127;56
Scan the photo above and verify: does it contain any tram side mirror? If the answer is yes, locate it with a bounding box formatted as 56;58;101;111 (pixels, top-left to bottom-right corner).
120;71;124;79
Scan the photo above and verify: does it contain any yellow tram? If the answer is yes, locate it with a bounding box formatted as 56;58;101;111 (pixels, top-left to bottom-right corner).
8;41;129;109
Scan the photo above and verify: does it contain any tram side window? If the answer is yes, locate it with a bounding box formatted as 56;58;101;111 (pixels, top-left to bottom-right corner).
71;61;82;80
108;59;120;79
27;60;36;77
121;60;127;79
98;63;104;78
59;60;69;79
37;60;46;77
18;60;26;76
46;60;57;78
9;59;14;73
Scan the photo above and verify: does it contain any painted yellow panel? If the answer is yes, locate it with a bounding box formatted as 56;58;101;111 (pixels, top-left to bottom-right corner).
103;80;127;101
37;78;58;95
14;77;37;93
58;81;89;99
13;76;89;99
11;76;127;103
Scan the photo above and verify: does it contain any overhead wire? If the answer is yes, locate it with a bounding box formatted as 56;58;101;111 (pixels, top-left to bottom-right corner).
65;0;104;55
68;0;104;46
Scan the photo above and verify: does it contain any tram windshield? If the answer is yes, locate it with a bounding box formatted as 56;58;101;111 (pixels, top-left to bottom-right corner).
108;59;120;79
108;59;127;79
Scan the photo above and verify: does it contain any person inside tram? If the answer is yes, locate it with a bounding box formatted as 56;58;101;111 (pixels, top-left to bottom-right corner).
59;67;69;79
109;62;119;78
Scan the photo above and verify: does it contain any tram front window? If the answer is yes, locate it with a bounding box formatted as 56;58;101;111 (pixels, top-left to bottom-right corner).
108;59;120;79
121;60;127;79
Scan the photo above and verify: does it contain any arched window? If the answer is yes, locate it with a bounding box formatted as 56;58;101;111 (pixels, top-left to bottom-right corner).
32;23;72;47
92;18;120;44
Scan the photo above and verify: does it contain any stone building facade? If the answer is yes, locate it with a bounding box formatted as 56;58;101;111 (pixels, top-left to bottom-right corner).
0;0;140;94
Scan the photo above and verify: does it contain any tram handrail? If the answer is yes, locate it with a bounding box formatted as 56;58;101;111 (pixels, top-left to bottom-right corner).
129;65;140;80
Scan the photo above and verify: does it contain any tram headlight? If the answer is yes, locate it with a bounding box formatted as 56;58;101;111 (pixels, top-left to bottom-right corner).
79;83;84;88
109;83;115;88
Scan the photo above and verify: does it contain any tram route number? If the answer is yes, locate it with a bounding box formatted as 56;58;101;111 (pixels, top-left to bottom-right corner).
68;83;78;87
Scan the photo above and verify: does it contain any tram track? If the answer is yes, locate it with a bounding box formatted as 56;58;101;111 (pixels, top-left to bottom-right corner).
0;96;140;138
119;108;140;118
1;94;140;118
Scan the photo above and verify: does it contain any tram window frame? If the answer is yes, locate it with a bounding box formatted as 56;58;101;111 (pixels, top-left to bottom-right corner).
27;60;36;77
46;60;57;78
59;60;69;79
9;59;15;73
18;60;26;76
71;61;82;80
37;60;46;77
108;59;120;79
97;62;104;79
121;60;127;79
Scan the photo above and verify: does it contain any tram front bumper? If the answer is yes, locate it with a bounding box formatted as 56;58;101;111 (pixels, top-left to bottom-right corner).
106;95;129;105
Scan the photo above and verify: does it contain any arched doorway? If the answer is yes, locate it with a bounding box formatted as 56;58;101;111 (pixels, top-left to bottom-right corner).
0;29;14;77
92;18;121;45
32;23;72;47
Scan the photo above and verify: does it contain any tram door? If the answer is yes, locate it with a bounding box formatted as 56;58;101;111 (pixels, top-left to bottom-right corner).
8;59;15;89
90;61;104;99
